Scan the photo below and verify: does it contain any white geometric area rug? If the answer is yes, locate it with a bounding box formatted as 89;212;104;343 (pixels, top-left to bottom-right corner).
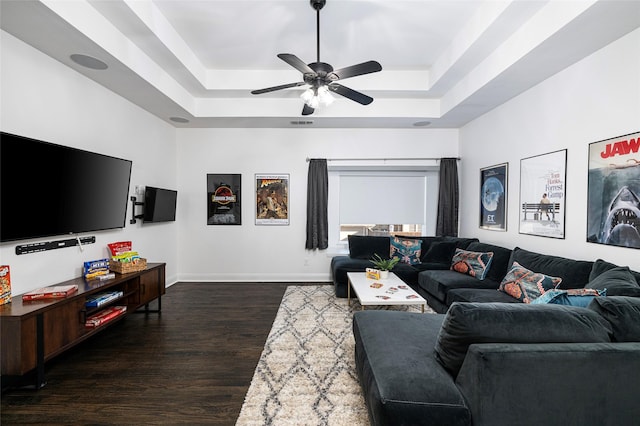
236;285;431;426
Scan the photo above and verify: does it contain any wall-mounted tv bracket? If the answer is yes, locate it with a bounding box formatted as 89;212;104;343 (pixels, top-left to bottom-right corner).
130;196;145;224
15;236;96;255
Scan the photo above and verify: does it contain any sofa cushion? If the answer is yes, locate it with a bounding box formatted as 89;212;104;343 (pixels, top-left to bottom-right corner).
353;311;471;425
590;258;640;286
389;263;420;289
465;242;512;283
419;270;501;303
413;261;451;272
508;247;593;289
441;236;479;249
589;258;618;279
450;249;494;280
588;296;640;342
401;236;442;262
586;265;640;297
390;236;421;265
456;341;640;426
331;256;380;298
348;235;390;260
446;288;521;306
531;288;606;307
422;241;458;265
498;261;562;303
434;302;613;376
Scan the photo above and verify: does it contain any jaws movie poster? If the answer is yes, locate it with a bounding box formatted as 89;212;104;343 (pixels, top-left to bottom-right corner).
587;131;640;249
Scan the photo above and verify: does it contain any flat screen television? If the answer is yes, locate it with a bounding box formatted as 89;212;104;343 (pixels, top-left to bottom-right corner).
0;132;133;242
143;186;177;223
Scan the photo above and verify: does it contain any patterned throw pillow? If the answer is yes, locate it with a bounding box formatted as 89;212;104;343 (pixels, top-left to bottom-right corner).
499;261;562;303
450;249;494;280
390;237;421;265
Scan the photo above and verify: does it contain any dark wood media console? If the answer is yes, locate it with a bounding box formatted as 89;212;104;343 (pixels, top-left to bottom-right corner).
0;263;165;389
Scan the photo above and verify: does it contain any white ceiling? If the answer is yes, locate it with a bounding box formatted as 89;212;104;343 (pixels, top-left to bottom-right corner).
2;0;639;129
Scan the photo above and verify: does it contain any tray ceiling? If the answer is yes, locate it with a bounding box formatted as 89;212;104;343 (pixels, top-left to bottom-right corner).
1;0;639;128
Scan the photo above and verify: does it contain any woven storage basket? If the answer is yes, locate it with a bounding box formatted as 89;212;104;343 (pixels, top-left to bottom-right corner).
109;258;147;274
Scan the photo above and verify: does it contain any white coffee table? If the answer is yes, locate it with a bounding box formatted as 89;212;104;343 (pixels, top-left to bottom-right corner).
347;272;427;313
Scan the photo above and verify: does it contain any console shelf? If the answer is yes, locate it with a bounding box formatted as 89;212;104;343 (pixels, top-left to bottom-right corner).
0;263;165;389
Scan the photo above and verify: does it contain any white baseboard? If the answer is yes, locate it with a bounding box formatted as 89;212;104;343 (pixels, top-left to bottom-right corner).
176;272;332;283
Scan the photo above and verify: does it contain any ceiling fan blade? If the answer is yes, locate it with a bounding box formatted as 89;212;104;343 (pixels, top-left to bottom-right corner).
251;81;306;95
302;104;315;116
328;83;374;105
330;61;382;80
277;53;315;75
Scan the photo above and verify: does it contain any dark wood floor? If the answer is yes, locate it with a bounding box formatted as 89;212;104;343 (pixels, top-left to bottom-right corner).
1;282;302;425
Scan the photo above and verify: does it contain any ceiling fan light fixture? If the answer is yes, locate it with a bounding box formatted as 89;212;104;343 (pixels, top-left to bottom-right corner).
301;87;315;105
317;85;335;106
301;85;334;108
252;0;381;115
308;96;320;109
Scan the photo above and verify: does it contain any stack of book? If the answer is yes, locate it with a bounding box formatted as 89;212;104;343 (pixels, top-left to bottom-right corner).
85;306;127;328
85;291;124;308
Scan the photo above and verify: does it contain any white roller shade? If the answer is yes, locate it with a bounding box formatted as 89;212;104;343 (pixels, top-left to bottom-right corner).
339;173;427;224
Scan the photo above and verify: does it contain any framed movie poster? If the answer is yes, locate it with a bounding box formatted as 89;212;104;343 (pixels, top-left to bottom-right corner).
480;163;508;231
255;174;289;225
587;131;640;249
207;174;241;225
519;149;567;239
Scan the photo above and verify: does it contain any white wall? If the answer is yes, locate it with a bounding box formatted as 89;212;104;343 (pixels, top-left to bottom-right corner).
176;128;458;282
0;31;179;295
5;24;637;293
459;28;640;272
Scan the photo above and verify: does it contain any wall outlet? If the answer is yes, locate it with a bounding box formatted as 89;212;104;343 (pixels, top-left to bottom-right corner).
135;185;144;196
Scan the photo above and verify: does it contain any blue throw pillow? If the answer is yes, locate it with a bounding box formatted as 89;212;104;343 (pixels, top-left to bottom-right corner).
390;236;421;265
532;288;606;307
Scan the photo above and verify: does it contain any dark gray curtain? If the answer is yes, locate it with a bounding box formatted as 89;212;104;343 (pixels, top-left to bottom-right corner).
306;159;328;249
436;158;459;237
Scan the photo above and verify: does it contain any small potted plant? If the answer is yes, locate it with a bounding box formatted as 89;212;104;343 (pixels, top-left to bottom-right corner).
370;254;399;279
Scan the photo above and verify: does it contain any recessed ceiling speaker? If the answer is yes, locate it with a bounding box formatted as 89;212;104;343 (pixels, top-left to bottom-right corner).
70;54;108;70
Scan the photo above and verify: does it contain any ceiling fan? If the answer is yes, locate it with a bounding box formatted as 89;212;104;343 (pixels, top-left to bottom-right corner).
251;0;382;116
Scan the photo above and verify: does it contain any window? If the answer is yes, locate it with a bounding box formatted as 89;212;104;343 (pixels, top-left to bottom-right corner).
328;165;439;248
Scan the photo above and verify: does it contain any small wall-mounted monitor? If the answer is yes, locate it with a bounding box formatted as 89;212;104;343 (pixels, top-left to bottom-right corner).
143;186;177;223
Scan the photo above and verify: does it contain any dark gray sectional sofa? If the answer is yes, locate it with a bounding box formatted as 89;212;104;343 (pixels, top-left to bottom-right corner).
336;235;640;425
353;298;640;426
330;235;478;298
417;241;514;313
331;235;640;312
